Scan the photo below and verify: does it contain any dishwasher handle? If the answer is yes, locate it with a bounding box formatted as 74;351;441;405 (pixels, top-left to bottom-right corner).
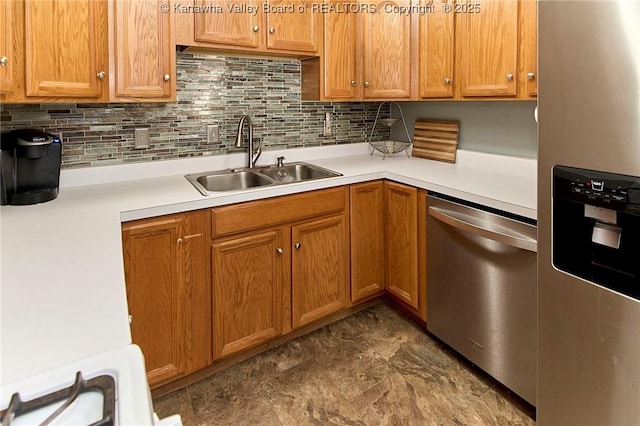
429;206;537;253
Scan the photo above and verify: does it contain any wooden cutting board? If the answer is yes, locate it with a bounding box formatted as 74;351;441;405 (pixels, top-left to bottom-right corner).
412;119;460;163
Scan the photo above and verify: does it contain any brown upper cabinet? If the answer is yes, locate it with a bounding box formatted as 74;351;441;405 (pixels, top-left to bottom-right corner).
23;0;109;101
110;0;176;101
418;0;455;98
178;0;320;56
2;0;174;103
0;0;21;96
302;0;416;101
419;0;537;100
519;0;537;97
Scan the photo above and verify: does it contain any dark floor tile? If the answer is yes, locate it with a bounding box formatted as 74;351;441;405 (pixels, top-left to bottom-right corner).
350;373;429;425
344;304;429;361
262;357;366;426
153;303;536;426
152;387;197;426
187;360;281;425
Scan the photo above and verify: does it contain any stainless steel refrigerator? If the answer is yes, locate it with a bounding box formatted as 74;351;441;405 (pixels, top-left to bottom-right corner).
538;1;640;425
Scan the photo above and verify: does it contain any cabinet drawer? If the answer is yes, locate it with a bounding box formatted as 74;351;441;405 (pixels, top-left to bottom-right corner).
212;186;347;238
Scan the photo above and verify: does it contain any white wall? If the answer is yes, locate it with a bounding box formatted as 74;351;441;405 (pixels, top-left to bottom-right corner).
390;101;538;158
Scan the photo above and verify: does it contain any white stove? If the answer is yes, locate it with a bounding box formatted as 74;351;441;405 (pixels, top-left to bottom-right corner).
0;345;162;425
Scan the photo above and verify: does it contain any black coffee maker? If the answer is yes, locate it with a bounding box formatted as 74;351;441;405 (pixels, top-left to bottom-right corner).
1;129;62;205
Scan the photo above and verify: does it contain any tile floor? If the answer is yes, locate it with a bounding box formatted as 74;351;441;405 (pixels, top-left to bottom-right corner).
153;303;536;425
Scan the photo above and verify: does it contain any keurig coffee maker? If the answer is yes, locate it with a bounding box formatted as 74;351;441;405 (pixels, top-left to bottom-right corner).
1;129;62;205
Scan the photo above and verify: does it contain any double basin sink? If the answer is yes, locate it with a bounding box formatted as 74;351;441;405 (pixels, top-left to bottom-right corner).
185;162;342;195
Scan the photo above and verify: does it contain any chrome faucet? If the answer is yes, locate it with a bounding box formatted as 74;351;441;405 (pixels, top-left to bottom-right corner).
234;114;261;168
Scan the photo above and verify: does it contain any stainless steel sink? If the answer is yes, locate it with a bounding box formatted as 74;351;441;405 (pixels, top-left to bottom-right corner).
186;169;275;194
185;162;342;194
257;162;342;183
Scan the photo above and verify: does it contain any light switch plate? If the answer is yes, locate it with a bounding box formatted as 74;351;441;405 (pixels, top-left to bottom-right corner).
207;125;219;143
134;128;150;149
323;112;333;136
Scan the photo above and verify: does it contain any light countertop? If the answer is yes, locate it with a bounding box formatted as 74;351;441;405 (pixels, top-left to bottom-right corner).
0;143;536;384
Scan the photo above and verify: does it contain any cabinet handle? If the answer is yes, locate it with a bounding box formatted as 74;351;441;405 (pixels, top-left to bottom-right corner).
364;81;370;88
526;72;535;80
276;247;283;255
506;73;514;81
163;73;170;81
295;242;301;250
350;80;356;86
0;56;7;67
96;70;106;79
269;28;275;34
444;77;451;84
253;25;259;32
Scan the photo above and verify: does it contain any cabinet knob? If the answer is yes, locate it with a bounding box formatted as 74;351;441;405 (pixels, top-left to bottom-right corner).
163;73;171;81
253;25;259;32
177;238;183;244
364;81;370;88
350;80;356;86
444;77;451;84
526;72;536;80
0;56;7;67
269;27;275;34
276;247;283;255
128;315;133;325
295;242;301;250
96;70;106;79
506;73;514;81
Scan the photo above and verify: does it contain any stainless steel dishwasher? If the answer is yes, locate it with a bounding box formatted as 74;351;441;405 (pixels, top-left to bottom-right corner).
426;194;537;406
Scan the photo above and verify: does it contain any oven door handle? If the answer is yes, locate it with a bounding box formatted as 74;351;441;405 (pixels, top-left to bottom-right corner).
429;206;537;253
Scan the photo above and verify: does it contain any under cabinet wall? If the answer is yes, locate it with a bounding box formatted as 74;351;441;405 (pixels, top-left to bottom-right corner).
391;101;537;158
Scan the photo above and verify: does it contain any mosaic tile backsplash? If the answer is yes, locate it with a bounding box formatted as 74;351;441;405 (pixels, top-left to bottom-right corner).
0;53;390;169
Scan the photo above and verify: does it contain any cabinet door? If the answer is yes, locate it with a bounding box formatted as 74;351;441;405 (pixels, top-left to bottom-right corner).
519;0;537;97
458;0;518;97
419;0;455;98
122;216;184;386
111;0;174;100
122;211;211;387
292;215;348;328
350;182;385;302
322;7;358;99
194;0;261;48
385;181;419;309
0;0;19;95
265;0;319;53
362;0;413;99
24;0;108;99
212;230;284;359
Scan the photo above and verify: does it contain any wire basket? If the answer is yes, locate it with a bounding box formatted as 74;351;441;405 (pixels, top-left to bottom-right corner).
369;140;411;155
368;102;412;159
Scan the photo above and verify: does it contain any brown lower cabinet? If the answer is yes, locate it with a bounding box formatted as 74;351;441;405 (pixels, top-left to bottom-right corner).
349;181;386;302
210;187;349;361
121;210;212;387
384;181;427;321
212;229;285;359
122;182;426;388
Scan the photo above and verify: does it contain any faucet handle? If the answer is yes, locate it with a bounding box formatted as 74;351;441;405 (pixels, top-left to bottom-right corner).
252;145;262;167
276;156;285;167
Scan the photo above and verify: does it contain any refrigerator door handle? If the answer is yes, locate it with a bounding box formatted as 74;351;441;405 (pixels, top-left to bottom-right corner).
428;206;538;253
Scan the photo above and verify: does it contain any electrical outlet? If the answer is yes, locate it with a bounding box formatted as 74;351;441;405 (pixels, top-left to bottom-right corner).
207;125;219;143
323;112;333;136
134;128;150;149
